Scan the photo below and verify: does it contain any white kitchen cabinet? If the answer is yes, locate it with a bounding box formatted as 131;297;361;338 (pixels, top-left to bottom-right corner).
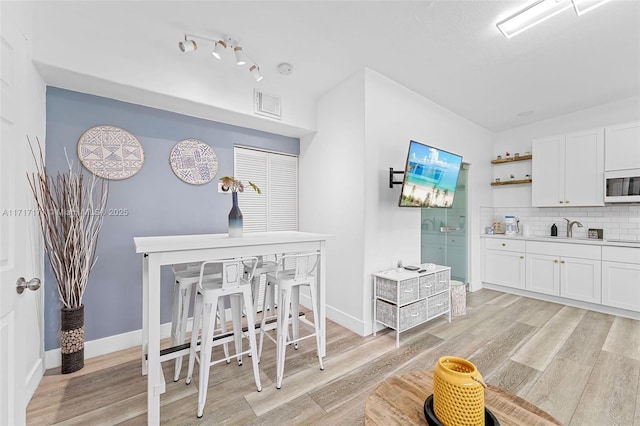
484;238;525;290
526;253;560;296
525;241;602;303
602;246;640;312
532;128;604;207
605;121;640;172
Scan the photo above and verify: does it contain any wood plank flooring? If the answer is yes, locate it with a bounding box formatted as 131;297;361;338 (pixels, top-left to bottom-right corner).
27;289;640;425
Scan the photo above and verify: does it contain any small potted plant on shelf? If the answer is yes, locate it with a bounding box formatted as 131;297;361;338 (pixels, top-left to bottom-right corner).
26;137;108;374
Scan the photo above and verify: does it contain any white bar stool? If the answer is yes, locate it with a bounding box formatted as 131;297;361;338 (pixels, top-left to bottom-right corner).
186;257;262;418
244;256;279;321
170;263;228;381
259;251;324;389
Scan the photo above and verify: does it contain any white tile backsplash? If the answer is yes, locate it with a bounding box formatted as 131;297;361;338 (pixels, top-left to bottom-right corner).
480;205;640;242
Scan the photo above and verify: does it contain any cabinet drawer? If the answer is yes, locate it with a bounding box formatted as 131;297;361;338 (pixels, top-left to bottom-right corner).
527;241;601;260
419;271;449;298
485;238;525;252
376;277;419;305
602;246;640;264
376;299;427;331
427;291;450;318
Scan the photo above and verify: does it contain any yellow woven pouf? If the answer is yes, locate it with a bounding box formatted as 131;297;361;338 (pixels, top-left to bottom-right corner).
433;356;486;426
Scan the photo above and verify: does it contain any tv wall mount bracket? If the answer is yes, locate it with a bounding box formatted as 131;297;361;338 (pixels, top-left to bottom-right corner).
389;167;404;188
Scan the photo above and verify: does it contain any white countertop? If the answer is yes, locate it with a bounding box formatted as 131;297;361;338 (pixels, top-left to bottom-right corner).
481;233;640;248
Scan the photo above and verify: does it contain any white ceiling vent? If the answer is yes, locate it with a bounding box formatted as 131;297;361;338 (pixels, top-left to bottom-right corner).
254;90;282;120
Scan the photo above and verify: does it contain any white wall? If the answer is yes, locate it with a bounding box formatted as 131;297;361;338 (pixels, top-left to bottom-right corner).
492;96;640;207
301;68;494;336
299;71;366;332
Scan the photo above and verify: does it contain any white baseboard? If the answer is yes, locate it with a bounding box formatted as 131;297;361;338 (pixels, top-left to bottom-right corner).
44;301;369;368
44;319;194;369
25;357;43;402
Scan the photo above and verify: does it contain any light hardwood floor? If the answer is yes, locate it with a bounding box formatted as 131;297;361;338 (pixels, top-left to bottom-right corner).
27;289;640;425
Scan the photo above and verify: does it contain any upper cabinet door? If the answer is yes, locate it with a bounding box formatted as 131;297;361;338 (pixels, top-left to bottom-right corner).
605;121;640;172
564;128;604;207
532;135;564;207
532;129;604;207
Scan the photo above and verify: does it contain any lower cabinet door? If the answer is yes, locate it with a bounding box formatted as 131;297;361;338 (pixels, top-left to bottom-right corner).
485;250;525;289
526;253;560;296
602;261;640;312
560;257;602;303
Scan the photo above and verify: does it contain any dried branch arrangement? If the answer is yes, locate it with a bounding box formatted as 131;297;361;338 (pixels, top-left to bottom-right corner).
26;137;108;309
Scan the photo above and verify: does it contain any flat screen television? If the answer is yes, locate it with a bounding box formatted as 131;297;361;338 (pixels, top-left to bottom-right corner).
399;140;463;208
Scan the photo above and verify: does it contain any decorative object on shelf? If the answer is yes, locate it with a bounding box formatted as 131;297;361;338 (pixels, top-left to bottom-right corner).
496;155;502;160
525;174;531;179
505;152;511;158
514;152;520;158
510;174;515;181
433;356;486;425
491;154;532;165
495;178;501;183
169;139;218;184
77;125;144;180
220;176;261;237
27;137;108;374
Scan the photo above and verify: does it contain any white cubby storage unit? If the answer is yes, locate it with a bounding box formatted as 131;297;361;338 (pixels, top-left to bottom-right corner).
373;264;451;347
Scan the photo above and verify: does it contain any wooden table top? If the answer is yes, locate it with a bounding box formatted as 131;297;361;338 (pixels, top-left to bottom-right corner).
365;370;562;426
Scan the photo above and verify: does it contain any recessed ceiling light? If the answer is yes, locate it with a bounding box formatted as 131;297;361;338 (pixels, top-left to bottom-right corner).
517;110;534;117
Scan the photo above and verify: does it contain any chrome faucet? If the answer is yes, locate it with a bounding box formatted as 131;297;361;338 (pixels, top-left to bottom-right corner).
563;218;583;237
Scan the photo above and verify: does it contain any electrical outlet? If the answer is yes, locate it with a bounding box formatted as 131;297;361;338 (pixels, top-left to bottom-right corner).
218;183;231;193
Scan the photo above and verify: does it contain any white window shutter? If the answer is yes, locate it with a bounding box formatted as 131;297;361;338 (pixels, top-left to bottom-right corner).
234;146;298;232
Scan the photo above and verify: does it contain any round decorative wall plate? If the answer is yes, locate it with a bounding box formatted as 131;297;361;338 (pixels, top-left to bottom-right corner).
169;139;218;185
77;125;144;180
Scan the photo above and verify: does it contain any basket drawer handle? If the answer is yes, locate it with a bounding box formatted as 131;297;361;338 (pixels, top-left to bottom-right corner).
436;302;444;307
403;288;414;293
411;312;419;317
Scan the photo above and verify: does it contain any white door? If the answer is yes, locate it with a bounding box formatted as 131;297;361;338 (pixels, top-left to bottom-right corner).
1;2;45;424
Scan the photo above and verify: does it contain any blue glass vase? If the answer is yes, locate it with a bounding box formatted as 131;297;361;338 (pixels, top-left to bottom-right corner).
228;192;243;237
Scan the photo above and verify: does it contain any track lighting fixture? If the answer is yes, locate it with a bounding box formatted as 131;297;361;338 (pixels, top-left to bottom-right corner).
177;33;263;81
178;36;197;53
211;40;226;60
249;64;263;82
234;46;248;66
497;0;613;39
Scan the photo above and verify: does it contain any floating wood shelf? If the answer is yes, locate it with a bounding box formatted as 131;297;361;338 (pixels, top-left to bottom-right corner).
491;179;533;186
491;154;532;164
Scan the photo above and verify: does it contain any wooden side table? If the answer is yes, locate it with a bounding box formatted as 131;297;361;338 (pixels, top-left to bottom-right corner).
365;370;562;426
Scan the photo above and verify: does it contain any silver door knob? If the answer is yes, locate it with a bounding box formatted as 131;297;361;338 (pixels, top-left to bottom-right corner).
16;277;41;294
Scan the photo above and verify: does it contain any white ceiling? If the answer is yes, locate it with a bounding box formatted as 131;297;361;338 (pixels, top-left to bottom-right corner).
31;0;640;134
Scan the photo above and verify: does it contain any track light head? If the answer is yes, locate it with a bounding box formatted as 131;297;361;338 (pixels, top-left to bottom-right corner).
178;36;197;53
234;46;248;66
249;64;263;82
211;39;227;60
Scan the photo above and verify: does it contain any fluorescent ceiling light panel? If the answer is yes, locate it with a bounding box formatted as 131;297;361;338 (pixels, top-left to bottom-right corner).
571;0;612;16
497;0;574;39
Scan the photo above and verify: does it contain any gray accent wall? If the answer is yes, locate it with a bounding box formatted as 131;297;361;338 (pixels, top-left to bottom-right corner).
44;87;299;350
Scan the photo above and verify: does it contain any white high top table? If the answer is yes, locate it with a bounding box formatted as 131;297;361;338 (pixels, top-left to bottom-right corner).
134;231;332;425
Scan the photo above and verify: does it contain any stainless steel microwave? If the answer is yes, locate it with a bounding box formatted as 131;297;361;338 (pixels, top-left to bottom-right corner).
605;169;640;203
